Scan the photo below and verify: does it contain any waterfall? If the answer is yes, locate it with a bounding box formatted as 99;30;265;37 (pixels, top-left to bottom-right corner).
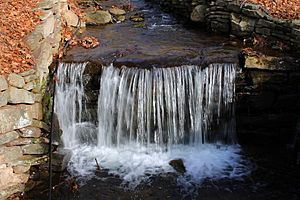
97;63;236;149
55;62;249;188
54;62;96;148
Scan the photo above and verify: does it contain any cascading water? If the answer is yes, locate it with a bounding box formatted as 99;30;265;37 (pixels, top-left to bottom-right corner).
55;62;250;188
97;64;236;148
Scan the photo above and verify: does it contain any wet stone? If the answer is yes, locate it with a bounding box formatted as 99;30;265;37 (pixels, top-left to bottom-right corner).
85;10;112;25
169;159;186;174
109;7;126;15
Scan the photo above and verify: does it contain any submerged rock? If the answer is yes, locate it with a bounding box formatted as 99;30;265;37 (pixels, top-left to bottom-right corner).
191;5;207;22
169;159;186;174
130;12;144;22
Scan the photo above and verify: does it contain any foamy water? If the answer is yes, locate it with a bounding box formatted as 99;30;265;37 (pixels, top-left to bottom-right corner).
67;143;250;188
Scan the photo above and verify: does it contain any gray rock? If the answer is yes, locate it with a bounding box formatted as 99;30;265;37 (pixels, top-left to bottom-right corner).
34;41;53;80
37;0;55;10
23;81;36;91
13;165;31;174
85;10;112;25
0;131;19;145
7;73;25;88
64;9;79;27
191;5;207;22
0;181;25;200
109;7;126;16
255;27;271;35
19;126;42;138
16;103;43;120
0;76;8;91
31;120;50;132
0;106;32;134
0;146;23;163
292;19;300;28
231;13;255;36
227;3;241;13
244;54;300;71
19;69;36;77
24;74;37;83
22;144;48;155
0;90;8;107
8;87;35;104
34;94;43;102
6;138;39;147
40;15;55;38
25;26;44;51
39;10;53;21
9;155;48;166
116;15;126;22
256;19;275;28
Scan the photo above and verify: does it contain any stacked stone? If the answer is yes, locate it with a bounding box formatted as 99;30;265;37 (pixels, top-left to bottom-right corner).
151;0;300;52
25;0;64;86
204;0;300;51
0;71;49;199
0;0;79;198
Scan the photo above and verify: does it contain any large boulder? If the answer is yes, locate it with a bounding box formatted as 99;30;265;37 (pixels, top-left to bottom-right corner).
85;10;112;25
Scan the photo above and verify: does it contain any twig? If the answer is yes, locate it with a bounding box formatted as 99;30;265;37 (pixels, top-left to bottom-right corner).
95;158;101;171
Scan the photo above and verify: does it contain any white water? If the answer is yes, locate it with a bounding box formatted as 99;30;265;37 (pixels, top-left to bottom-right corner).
55;63;250;188
98;64;236;148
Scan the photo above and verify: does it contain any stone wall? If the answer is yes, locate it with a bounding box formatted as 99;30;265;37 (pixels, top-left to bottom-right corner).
0;0;81;199
148;0;300;52
0;72;49;199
